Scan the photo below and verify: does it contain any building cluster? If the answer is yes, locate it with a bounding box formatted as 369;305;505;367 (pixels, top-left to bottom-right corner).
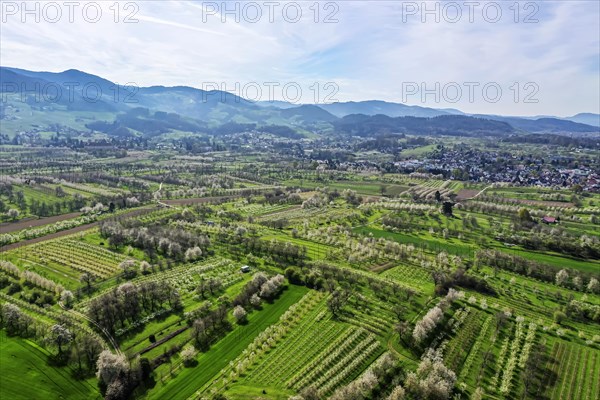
394;148;599;191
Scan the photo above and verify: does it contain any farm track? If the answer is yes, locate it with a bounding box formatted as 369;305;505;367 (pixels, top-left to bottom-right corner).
456;185;492;201
59;302;122;355
0;196;241;252
0;212;82;233
1;220;104;252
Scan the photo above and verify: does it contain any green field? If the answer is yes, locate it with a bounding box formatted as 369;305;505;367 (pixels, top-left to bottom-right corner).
0;331;100;400
1;143;599;400
147;285;309;400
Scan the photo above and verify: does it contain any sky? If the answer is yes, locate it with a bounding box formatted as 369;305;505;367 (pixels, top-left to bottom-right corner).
1;0;599;116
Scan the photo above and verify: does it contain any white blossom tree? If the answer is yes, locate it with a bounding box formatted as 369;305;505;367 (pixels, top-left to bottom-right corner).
6;208;19;220
471;387;484;400
250;293;262;308
180;344;197;366
185;246;203;261
49;324;72;355
555;269;569;287
125;197;140;207
387;386;406;400
233;305;247;324
405;349;456;400
119;260;137;279
1;303;22;333
60;290;74;308
139;261;152;275
96;350;129;386
587;277;599;294
413;305;444;343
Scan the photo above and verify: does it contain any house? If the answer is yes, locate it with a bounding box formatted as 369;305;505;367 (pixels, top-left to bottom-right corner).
240;265;251;273
542;216;557;224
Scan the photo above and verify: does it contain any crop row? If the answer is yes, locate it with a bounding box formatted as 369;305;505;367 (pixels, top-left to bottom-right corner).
247;298;347;386
489;336;510;391
28;244;121;279
445;309;481;373
61;181;120;197
129;208;179;224
382;264;433;286
289;327;379;392
257;207;328;222
458;314;492;382
0;292;106;347
236;203;293;216
546;341;600;400
319;340;381;395
77;258;232;310
195;291;325;396
499;319;525;394
339;304;394;336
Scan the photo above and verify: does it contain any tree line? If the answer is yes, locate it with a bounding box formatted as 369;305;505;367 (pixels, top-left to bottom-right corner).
87;281;182;335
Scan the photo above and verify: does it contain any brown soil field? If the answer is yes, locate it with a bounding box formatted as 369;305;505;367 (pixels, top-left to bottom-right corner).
455;189;479;200
1;212;82;234
1;196;243;252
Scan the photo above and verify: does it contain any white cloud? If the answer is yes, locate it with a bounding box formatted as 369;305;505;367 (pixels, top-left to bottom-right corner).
1;0;598;116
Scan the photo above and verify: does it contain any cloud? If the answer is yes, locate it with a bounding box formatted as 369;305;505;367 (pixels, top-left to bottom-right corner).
1;0;598;116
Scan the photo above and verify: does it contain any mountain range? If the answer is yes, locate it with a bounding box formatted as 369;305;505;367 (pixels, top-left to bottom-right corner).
1;67;598;139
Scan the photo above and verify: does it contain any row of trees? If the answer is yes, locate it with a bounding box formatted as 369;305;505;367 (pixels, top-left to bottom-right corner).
95;350;155;400
233;272;285;309
87;281;181;335
432;268;496;296
190;303;231;351
324;353;404;400
404;348;457;400
190;272;285;352
1;303;103;375
221;235;308;265
413;289;464;344
477;250;599;291
99;220;210;261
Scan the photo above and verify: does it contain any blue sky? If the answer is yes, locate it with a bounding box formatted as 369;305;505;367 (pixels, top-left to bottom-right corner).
1;0;599;116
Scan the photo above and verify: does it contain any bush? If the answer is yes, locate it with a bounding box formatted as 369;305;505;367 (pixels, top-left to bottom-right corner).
7;282;21;295
180;344;197;367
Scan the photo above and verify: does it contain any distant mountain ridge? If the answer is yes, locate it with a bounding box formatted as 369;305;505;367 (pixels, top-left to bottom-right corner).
261;98;599;133
333;114;514;137
319;100;448;118
471;115;598;133
1;66;598;137
565;113;600;127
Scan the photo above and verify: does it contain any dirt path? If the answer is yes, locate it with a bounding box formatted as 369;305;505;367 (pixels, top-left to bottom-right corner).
1;195;242;253
59;302;122;355
1;212;82;234
1;221;102;252
456;185;492;201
